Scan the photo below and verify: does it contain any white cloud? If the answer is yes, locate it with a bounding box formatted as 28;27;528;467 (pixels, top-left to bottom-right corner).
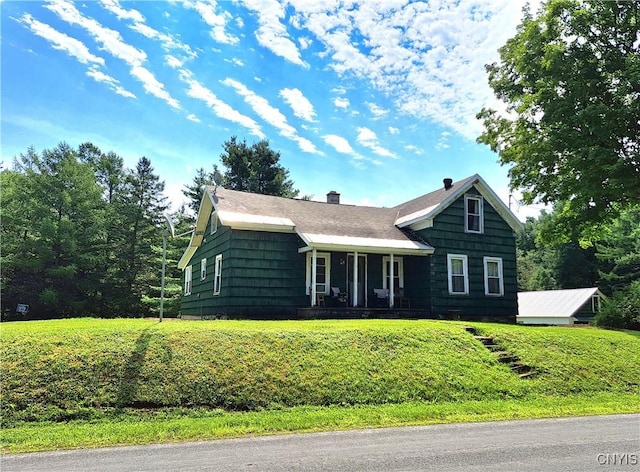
240;0;308;67
224;57;245;67
388;126;399;135
98;0;145;22
356;127;397;159
18;14;104;66
45;0;180;109
100;0;197;59
322;134;362;159
180;71;264;138
186;114;200;123
334;97;350;109
86;68;136;98
365;102;389;119
404;144;424;155
222;78;319;154
188;0;239;45
279;88;316;122
288;1;525;140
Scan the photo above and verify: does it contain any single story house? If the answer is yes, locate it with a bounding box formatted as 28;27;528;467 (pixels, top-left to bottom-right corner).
517;287;605;325
178;174;523;321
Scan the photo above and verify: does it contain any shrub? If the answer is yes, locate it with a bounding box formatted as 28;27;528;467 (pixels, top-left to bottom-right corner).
594;281;640;330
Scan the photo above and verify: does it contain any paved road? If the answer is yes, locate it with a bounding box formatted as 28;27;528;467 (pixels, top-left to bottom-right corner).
3;414;639;472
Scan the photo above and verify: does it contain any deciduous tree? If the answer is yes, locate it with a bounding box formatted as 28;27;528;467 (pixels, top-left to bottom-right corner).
478;0;640;242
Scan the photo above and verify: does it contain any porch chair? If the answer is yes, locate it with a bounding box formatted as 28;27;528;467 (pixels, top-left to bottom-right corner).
331;287;348;306
373;288;389;307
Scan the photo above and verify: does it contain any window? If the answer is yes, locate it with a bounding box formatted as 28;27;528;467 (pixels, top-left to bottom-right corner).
210;211;218;235
592;294;601;312
213;254;223;295
447;254;469;295
465;195;483;233
184;265;192;295
306;252;330;295
383;256;404;291
200;258;207;280
483;257;504;296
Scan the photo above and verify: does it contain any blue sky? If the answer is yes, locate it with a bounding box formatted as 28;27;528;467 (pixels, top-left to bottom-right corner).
1;0;543;219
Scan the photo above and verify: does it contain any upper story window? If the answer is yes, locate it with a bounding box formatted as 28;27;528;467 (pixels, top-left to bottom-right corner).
465;195;483;234
184;265;192;295
210;211;218;235
447;254;469;295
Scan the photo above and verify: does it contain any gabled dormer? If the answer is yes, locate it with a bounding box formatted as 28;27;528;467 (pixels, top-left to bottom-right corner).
393;174;522;234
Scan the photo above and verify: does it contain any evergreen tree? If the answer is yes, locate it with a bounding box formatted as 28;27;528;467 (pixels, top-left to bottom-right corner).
2;143;105;318
113;157;168;316
220;137;298;197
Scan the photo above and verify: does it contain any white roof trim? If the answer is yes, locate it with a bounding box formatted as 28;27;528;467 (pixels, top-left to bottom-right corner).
217;211;295;231
395;174;523;233
297;232;434;255
395;204;439;226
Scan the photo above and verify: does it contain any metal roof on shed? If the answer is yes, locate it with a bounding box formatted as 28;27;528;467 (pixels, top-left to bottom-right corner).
517;288;602;318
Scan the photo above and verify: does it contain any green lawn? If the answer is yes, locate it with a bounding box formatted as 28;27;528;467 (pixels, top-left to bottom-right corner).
1;318;639;453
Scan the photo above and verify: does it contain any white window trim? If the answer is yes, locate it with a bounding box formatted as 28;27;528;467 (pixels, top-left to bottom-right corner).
213;254;223;295
483;256;504;297
305;252;331;295
200;258;207;281
184;265;192;295
382;256;404;290
447;254;469;295
210;211;218;235
465;195;484;234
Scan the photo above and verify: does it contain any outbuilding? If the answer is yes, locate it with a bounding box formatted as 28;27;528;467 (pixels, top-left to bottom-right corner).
517;287;605;325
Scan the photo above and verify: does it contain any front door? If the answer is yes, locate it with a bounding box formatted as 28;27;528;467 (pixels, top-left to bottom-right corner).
347;254;367;307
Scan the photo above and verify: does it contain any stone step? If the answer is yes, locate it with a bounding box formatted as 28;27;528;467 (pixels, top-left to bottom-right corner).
519;371;537;379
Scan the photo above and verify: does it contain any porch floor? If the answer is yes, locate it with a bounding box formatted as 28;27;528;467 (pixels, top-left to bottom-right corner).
297;307;433;319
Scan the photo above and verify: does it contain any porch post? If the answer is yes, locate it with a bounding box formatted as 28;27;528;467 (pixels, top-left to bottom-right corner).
353;251;359;307
389;253;395;308
311;248;317;307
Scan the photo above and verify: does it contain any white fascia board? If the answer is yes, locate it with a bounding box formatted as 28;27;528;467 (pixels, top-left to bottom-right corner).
301;233;434;255
472;176;524;232
395;179;476;228
178;190;215;269
395;204;439;227
217;211;296;232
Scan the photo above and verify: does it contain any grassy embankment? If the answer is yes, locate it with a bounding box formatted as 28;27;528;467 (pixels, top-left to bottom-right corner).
1;318;639;453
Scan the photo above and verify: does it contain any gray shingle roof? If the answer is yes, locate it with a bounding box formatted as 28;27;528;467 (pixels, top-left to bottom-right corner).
210;186;421;244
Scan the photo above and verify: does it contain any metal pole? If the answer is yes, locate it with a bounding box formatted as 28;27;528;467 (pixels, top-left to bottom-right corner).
159;231;167;322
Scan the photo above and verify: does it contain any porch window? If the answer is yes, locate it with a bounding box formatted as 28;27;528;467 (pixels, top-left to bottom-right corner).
184;265;192;295
447;254;468;295
483;257;504;296
306;252;330;295
465;195;483;233
383;256;404;291
213;254;223;295
200;258;207;280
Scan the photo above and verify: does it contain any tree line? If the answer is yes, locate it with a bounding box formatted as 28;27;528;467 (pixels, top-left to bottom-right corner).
1;138;296;320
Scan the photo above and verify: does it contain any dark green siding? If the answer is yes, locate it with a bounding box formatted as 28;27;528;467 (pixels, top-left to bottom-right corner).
417;190;518;321
180;221;306;318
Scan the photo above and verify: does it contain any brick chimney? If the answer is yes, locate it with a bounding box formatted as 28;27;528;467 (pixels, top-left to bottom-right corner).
443;178;453;190
326;190;340;204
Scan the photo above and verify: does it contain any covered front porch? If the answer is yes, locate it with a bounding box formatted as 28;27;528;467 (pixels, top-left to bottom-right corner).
300;244;433;311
